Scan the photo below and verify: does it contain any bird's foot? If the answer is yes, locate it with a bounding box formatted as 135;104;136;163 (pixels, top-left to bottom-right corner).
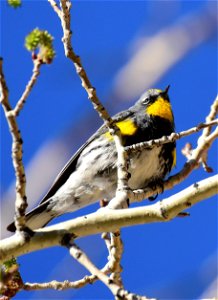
99;199;109;208
148;178;164;201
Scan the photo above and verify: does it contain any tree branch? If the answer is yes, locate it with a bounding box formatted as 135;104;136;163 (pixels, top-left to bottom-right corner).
102;231;124;286
201;95;218;138
0;56;43;232
2;1;216;299
197;96;218;172
13;59;42;117
24;277;97;291
47;0;61;18
66;241;150;300
125;119;218;154
0;59;27;232
108;231;124;287
24;231;124;292
1;174;217;263
49;0;113;126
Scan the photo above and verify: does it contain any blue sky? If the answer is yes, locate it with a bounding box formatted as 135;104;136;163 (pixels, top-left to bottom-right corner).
1;1;217;299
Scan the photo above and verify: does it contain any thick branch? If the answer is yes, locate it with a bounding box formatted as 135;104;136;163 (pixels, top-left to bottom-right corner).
1;174;217;263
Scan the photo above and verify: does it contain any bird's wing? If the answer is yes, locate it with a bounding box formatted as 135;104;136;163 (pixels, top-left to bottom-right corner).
40;129;102;203
40;108;134;204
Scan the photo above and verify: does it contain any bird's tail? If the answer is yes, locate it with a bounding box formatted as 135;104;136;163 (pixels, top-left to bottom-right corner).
7;200;56;232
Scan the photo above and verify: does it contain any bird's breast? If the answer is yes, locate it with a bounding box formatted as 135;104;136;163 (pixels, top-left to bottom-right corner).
128;146;164;189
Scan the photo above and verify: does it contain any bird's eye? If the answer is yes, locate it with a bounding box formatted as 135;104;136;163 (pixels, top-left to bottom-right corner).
142;97;150;105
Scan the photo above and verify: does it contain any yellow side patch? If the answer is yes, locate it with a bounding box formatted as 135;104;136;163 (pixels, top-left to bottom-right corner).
146;96;173;122
172;148;176;168
104;119;137;140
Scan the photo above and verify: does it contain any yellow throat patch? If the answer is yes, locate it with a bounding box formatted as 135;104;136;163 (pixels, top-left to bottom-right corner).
104;119;137;140
146;96;173;122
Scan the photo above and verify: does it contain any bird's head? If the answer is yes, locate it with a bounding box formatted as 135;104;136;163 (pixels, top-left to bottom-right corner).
135;85;173;123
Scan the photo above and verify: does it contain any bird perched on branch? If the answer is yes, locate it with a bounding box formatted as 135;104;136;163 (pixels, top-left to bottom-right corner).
7;86;176;232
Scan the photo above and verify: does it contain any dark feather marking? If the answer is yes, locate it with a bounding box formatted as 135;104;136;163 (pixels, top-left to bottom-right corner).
7;200;51;232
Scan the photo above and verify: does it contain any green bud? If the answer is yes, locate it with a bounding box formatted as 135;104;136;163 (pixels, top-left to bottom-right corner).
25;29;42;51
7;0;21;8
25;28;55;64
40;30;54;47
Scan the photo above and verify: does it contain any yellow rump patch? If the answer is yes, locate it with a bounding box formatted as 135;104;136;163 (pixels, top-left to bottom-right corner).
104;119;137;140
146;96;173;122
172;148;176;169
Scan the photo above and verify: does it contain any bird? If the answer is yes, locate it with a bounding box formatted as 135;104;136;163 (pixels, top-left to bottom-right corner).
7;86;176;232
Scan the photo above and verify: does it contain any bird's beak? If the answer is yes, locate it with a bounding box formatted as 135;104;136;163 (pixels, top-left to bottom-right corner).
163;85;170;95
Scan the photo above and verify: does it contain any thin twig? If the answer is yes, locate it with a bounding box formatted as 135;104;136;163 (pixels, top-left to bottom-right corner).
113;134;130;205
0;57;43;231
0;58;27;231
49;0;113;127
102;232;111;253
67;242;151;300
201;95;218;137
25;232;124;293
13;59;42;116
24;262;115;291
24;277;95;291
24;241;125;292
68;242;120;296
101;231;124;286
197;95;218;172
125;119;218;154
24;232;124;292
108;231;123;287
206;125;218;143
47;0;61;18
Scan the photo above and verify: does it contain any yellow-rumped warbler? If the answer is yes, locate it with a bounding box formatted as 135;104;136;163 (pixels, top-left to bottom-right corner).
7;86;176;232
